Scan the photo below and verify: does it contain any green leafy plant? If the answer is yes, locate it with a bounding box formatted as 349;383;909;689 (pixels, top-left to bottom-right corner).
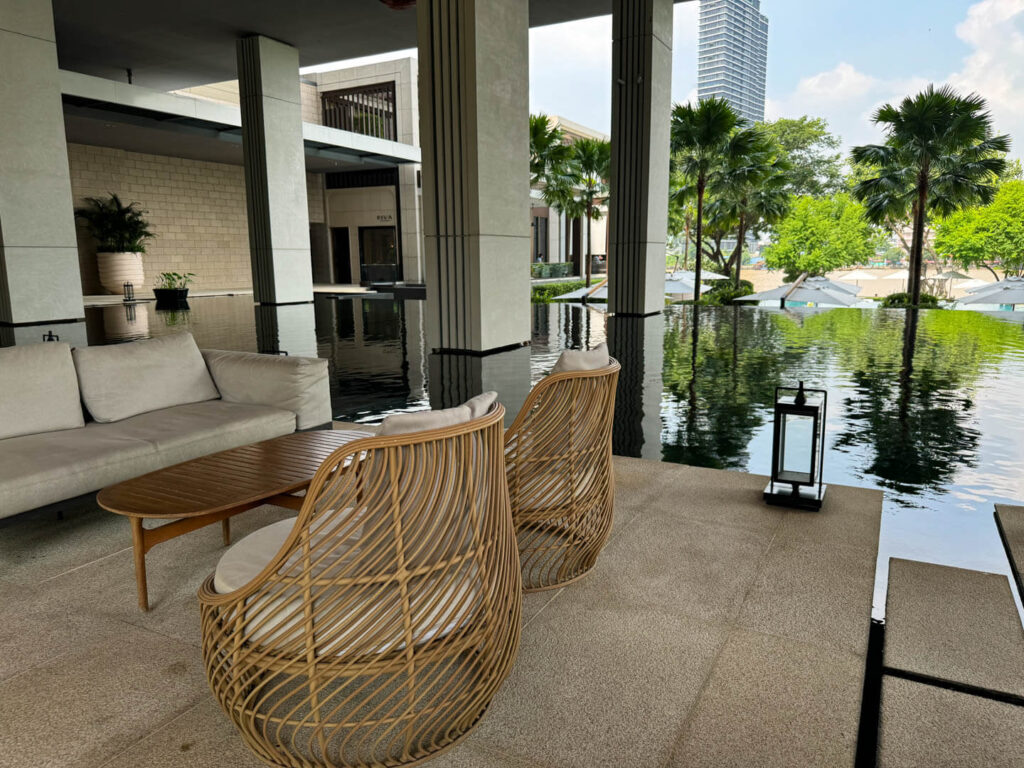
74;193;155;253
699;279;754;306
154;272;195;290
880;292;941;309
531;279;587;303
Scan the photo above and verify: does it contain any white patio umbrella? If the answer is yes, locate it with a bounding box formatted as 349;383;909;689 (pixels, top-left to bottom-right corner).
836;269;878;284
554;279;709;301
886;269;910;280
735;279;860;307
958;277;1024;306
668;269;729;282
804;276;861;295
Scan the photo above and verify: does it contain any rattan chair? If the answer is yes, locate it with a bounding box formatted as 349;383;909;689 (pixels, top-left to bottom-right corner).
198;405;521;768
504;359;620;591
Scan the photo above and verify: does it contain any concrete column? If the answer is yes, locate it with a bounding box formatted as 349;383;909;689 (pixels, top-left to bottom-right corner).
417;0;531;353
237;35;313;305
608;314;664;460
608;0;673;316
0;0;84;326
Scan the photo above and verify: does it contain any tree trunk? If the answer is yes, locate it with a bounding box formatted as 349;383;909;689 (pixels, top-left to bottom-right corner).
983;262;1000;281
585;200;593;288
909;170;929;306
733;214;746;289
683;213;692;271
693;179;705;302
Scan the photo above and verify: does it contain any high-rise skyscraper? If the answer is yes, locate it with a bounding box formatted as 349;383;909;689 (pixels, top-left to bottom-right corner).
697;0;769;123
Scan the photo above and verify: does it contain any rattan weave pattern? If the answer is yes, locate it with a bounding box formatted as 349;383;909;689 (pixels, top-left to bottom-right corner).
504;361;620;591
199;406;521;767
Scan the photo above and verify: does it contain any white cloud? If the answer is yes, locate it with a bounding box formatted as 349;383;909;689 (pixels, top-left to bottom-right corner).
768;0;1024;155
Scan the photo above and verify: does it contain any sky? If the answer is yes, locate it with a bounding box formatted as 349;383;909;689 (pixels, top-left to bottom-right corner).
304;0;1024;158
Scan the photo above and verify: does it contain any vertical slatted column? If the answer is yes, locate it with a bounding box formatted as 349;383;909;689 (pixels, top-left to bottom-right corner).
608;0;673;316
237;36;313;305
417;0;531;353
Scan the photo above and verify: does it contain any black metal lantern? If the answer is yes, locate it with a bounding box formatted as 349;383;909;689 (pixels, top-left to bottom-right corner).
123;282;135;302
764;381;827;510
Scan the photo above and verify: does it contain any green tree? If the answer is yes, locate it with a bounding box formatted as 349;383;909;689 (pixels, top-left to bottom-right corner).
548;138;610;286
935;180;1024;278
707;130;791;286
529;113;570;188
851;85;1009;306
758;116;844;197
762;194;880;279
670;98;750;297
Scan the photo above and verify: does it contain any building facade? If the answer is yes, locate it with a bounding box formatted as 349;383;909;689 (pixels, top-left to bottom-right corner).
697;0;769;123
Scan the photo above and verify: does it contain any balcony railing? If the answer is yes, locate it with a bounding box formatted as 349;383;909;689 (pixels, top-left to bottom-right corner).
321;82;398;141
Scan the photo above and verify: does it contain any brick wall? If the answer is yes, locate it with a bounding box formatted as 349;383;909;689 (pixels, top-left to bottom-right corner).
68;143;325;294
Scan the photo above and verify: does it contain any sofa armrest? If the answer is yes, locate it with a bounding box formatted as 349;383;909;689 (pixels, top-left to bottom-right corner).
201;350;331;430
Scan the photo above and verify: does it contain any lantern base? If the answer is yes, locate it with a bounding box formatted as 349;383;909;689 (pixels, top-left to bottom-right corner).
763;483;826;511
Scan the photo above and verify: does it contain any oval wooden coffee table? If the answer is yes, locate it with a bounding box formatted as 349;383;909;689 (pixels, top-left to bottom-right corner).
98;429;372;611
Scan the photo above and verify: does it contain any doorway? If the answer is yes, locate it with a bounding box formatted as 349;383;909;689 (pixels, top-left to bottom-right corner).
359;226;399;284
331;227;352;284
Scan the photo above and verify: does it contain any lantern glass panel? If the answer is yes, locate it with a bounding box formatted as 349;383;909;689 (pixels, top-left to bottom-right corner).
778;413;815;485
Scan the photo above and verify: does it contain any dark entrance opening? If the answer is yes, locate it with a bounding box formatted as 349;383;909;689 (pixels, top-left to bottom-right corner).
331;227;352;284
359;226;399;284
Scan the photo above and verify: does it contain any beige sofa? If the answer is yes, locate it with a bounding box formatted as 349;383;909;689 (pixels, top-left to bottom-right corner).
0;332;331;520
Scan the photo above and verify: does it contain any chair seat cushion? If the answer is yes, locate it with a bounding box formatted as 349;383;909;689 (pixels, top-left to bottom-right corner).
214;517;482;656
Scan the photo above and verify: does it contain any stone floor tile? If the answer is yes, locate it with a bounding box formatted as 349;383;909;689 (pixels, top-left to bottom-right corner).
736;537;876;657
885;558;1024;697
879;676;1024;768
0;621;206;768
668;629;864;768
471;598;728;768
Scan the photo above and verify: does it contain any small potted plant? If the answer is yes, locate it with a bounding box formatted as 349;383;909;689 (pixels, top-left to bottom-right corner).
74;194;155;295
153;272;195;309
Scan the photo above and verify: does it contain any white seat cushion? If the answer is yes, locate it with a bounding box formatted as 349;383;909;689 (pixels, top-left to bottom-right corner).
214;517;482;656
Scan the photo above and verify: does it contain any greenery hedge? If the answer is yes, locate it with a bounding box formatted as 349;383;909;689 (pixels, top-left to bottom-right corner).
698;279;754;306
532;279;587;303
879;292;942;308
531;262;575;279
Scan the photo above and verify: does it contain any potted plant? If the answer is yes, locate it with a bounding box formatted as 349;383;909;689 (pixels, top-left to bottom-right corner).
74;194;155;295
153;272;195;309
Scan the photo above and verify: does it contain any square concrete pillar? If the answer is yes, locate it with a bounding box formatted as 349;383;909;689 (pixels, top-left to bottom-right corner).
608;0;673;316
417;0;531;353
0;0;84;326
237;35;314;305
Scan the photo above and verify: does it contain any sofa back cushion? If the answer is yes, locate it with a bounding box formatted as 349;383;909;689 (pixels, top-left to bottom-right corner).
0;342;85;439
73;333;219;423
551;342;610;374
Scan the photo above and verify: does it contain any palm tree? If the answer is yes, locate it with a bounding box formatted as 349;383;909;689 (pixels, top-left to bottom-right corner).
671;98;747;297
529;113;571;188
851;85;1009;306
709;131;791;287
549;138;610;286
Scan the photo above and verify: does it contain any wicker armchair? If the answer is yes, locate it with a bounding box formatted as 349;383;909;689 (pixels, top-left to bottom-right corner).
504;360;620;591
198;405;521;768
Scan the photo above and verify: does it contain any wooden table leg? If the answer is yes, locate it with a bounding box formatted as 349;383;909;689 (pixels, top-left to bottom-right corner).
222;518;231;547
130;517;149;612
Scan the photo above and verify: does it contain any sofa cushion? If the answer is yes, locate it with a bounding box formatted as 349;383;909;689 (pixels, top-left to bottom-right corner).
551;342;610;374
0;343;84;440
0;425;155;518
464;391;498;419
73;333;219;423
96;400;296;468
0;401;295;520
201;349;331;430
377;392;497;437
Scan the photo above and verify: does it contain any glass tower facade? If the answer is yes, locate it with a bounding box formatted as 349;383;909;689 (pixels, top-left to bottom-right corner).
697;0;769;123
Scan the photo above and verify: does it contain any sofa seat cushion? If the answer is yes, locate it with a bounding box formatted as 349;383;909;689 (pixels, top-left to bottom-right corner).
97;401;297;468
0;425;156;517
0;342;85;440
73;333;219;423
214;518;483;657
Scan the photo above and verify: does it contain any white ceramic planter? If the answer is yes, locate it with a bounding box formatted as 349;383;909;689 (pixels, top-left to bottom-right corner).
96;252;144;295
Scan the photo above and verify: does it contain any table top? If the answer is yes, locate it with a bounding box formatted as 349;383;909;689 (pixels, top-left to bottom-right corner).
97;430;372;519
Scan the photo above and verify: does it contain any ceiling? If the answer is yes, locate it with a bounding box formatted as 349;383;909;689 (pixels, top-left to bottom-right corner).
52;0;691;91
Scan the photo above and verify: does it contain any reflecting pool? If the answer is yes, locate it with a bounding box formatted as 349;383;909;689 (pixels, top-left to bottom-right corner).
81;295;1024;614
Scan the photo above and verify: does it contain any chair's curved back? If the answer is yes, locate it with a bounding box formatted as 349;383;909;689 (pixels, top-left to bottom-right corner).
504;360;620;590
199;405;521;768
